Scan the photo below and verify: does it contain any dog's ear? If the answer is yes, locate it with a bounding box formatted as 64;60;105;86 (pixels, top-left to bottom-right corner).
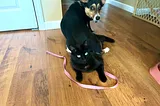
101;0;106;4
80;0;88;3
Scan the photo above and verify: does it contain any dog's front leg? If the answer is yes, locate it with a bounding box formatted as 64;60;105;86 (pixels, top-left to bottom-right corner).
87;21;94;32
96;64;107;82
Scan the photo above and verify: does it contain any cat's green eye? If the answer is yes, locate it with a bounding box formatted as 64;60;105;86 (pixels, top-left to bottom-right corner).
77;55;81;58
85;52;88;56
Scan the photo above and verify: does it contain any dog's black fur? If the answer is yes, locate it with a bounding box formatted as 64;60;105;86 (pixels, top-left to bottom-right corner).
60;0;115;82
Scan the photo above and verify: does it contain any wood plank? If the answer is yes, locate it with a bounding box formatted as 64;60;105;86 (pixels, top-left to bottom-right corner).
0;31;22;106
6;71;34;106
31;69;49;106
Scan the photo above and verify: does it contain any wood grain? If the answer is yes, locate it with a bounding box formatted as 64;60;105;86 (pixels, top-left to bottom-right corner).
0;2;160;106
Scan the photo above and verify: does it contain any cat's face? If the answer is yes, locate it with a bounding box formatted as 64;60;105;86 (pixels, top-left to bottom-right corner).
69;43;90;64
69;41;103;71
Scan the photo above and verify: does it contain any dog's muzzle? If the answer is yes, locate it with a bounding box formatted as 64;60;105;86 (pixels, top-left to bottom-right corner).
93;14;101;23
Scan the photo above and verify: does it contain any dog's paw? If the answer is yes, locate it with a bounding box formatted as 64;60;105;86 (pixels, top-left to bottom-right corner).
76;75;83;82
66;47;71;53
100;76;107;82
103;47;110;53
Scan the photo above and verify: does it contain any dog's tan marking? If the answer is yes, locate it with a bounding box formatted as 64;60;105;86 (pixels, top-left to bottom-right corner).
85;4;96;18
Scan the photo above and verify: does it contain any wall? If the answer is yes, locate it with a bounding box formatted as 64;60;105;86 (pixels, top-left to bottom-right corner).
115;0;136;6
41;0;62;22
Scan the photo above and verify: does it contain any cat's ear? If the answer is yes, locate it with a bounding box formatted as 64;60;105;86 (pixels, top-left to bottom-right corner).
83;40;88;47
69;45;77;53
82;40;89;49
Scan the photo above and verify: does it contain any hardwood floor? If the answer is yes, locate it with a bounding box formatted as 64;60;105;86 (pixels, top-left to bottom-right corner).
0;2;160;106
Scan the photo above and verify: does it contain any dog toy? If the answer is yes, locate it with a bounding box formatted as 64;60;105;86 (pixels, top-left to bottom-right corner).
150;62;160;84
46;51;118;90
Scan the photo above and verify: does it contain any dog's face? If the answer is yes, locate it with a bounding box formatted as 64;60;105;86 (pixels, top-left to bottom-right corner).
81;0;106;22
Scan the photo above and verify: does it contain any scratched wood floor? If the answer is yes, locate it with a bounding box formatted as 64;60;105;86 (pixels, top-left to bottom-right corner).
0;3;160;106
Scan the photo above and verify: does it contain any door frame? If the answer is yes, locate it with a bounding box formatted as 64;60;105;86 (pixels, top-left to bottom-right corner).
33;0;62;30
32;0;46;30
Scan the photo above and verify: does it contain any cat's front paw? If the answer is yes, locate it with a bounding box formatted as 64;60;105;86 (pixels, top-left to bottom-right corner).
100;76;107;82
76;75;83;82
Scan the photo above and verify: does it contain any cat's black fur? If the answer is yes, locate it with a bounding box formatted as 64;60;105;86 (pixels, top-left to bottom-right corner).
68;33;114;82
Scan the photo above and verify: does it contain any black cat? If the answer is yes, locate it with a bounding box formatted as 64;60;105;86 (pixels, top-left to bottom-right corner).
67;33;114;82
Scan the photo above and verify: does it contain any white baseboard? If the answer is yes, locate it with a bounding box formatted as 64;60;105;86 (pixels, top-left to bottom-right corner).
43;20;61;30
108;0;134;13
42;1;134;30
